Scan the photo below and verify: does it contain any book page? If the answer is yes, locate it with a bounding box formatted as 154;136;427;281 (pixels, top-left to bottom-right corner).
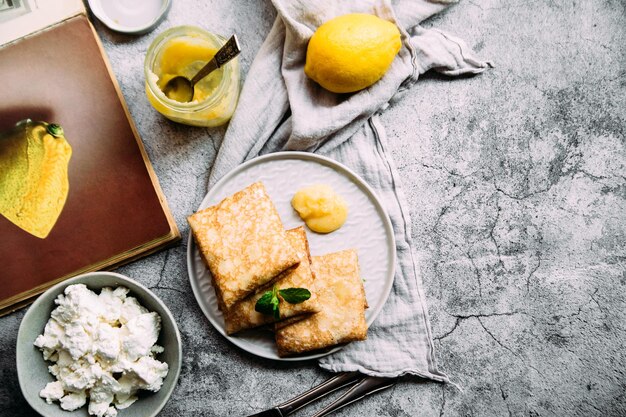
0;15;179;313
0;0;84;46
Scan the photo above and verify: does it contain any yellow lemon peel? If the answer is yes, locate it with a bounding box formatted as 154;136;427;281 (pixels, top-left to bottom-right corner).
304;13;402;93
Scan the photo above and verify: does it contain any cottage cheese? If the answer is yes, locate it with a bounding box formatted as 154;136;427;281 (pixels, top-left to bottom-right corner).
34;284;169;417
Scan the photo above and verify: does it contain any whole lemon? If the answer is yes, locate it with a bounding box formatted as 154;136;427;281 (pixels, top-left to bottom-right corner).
304;13;401;94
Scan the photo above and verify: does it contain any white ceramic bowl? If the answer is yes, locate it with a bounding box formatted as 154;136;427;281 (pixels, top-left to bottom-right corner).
16;272;182;417
88;0;171;34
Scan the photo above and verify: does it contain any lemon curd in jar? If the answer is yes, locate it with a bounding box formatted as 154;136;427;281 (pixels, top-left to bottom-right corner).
144;26;240;127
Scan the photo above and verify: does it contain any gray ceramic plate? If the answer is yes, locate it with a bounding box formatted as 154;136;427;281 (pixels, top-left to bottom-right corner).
187;152;396;361
17;272;182;417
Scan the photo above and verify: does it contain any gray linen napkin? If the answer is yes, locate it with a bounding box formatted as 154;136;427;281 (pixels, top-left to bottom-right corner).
209;0;491;381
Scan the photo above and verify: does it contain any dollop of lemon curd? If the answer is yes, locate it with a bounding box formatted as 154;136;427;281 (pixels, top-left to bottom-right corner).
291;184;348;233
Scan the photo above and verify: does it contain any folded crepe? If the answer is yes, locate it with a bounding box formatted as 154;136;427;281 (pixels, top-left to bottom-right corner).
275;249;367;357
188;182;299;309
224;226;320;334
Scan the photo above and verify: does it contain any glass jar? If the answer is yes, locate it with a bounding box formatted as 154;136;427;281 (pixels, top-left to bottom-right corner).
144;26;240;127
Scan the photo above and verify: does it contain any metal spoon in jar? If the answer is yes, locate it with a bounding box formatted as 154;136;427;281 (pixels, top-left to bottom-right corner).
163;34;241;102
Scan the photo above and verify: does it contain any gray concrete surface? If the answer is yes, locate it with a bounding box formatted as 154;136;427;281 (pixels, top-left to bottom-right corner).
1;0;625;416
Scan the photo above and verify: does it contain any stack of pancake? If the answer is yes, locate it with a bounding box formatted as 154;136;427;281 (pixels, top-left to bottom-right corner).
188;182;368;357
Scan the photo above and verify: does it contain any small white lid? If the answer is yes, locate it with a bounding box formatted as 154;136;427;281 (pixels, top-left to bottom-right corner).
88;0;171;34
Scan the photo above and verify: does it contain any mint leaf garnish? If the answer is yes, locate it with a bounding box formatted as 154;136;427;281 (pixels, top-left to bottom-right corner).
278;288;311;304
255;286;311;320
255;290;274;316
270;285;280;320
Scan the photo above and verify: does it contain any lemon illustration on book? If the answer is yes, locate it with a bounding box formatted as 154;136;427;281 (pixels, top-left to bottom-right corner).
0;119;72;239
304;13;402;93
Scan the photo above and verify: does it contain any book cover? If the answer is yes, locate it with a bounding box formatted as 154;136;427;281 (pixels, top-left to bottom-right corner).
0;1;180;314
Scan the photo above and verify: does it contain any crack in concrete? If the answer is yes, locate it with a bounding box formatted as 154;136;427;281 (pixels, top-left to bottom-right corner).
149;285;185;295
398;160;481;217
148;251;187;296
526;251;542;293
488;199;506;272
477;318;546;377
155;250;171;288
439;384;446;417
435;317;462;341
466;248;483;297
558;288;599;322
431;191;503;299
490;128;582;202
432;205;464;250
584;399;604;414
417;161;479;180
436;311;527;341
200;163;212;203
589;288;607;316
500;385;514;417
493;184;552;201
580;35;618;55
449;310;526;319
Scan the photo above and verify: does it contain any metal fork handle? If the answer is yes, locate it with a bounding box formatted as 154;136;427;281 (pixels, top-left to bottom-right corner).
276;372;362;416
310;376;399;417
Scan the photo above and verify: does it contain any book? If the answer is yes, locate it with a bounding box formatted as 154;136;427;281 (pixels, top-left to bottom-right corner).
0;0;180;315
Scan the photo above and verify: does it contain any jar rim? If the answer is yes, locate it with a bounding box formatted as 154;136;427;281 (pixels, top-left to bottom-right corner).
144;25;234;113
